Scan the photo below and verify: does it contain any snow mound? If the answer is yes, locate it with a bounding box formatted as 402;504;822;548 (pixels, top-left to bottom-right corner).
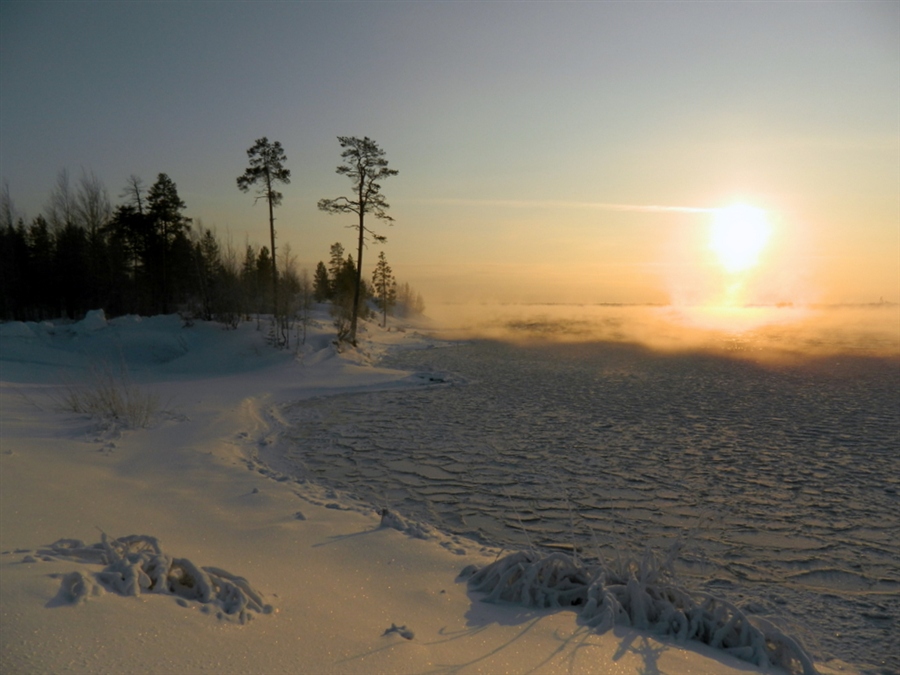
0;321;35;338
463;549;818;675
379;508;435;540
39;534;273;623
75;309;108;333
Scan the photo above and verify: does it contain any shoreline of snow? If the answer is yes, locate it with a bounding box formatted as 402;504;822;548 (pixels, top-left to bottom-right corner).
0;311;860;674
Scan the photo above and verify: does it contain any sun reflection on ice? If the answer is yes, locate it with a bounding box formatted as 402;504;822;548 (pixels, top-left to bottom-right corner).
665;304;810;337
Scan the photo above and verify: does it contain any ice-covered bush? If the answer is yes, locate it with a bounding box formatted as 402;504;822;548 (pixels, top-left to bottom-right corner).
463;548;817;675
40;534;273;623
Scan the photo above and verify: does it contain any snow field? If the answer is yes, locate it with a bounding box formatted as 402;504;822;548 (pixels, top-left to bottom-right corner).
3;307;893;673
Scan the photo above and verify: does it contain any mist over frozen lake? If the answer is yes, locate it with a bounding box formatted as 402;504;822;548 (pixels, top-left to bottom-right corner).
268;305;900;672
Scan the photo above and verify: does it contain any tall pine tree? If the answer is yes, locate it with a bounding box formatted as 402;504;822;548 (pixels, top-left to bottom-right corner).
318;137;397;345
237;138;290;340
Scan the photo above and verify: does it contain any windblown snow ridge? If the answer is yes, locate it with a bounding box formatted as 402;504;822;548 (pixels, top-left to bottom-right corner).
462;549;818;675
36;534;273;623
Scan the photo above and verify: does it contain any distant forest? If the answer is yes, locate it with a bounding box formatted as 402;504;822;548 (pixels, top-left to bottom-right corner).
0;170;423;330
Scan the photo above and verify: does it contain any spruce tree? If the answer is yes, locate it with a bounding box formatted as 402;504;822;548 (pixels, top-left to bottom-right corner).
147;173;191;314
313;261;330;302
327;241;345;296
256;246;274;314
371;250;396;328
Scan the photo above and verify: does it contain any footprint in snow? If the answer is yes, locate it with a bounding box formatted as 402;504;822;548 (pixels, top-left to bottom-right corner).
382;623;414;640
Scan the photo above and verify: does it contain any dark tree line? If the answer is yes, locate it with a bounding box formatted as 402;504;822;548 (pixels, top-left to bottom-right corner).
311;241;374;342
0;172;301;325
2;135;424;344
311;242;423;336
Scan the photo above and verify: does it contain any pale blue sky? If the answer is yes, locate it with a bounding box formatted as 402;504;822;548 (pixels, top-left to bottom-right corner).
1;1;897;304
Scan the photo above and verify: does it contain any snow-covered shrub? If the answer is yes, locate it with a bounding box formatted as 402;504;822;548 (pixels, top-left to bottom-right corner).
58;362;163;429
41;534;273;623
465;548;817;675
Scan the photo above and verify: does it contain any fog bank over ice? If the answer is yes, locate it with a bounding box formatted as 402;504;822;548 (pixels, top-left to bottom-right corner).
425;303;900;359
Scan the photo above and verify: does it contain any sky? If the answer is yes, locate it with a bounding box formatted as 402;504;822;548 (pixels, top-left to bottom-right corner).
1;1;898;306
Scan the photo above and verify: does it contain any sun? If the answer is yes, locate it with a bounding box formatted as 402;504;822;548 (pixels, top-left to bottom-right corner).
709;204;771;274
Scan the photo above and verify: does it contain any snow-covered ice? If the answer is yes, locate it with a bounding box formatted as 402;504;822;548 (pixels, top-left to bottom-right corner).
269;336;899;671
2;305;897;674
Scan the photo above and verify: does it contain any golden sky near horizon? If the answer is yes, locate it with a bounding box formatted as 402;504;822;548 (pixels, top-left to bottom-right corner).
2;2;898;306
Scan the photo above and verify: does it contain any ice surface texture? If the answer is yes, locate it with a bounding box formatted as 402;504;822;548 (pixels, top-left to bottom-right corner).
465;549;817;674
41;534;272;623
274;340;900;670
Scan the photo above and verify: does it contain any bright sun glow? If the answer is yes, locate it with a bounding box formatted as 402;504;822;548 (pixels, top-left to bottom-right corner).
709;204;772;274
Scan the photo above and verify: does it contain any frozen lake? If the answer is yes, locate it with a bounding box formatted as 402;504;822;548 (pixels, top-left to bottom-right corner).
274;320;899;672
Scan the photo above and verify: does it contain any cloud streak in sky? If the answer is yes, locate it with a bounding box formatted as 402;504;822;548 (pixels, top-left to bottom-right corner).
416;198;714;214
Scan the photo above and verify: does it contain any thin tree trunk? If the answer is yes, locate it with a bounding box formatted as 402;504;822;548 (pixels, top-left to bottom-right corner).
161;221;168;314
351;205;364;346
266;169;278;325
